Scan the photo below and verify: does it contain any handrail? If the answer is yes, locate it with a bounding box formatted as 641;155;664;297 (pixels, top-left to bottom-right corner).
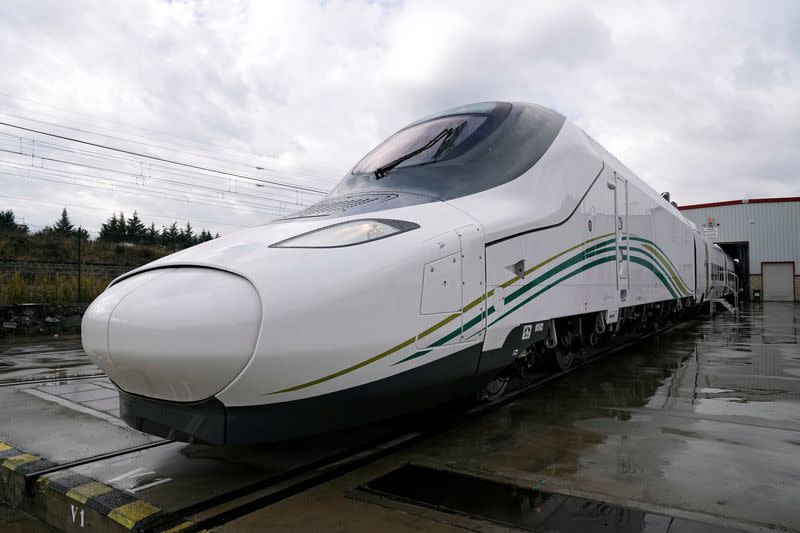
726;271;739;309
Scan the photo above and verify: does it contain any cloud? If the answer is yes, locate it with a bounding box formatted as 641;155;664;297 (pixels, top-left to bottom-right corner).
0;0;797;235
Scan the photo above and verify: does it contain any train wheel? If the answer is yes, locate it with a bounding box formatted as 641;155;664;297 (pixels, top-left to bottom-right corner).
480;376;509;401
546;346;574;371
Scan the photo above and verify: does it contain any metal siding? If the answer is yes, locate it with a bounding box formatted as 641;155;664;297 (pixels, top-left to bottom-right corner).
762;262;794;301
681;200;800;273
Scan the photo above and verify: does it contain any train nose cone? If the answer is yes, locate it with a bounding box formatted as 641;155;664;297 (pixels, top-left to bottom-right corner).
82;267;262;402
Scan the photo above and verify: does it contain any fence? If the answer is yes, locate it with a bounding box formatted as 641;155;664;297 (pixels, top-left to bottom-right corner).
0;230;174;304
0;259;132;277
0;259;134;304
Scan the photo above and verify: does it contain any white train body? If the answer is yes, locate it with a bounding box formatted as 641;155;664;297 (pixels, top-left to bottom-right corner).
82;102;734;444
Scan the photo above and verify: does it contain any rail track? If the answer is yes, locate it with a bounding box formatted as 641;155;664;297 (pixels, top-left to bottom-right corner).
0;318;692;532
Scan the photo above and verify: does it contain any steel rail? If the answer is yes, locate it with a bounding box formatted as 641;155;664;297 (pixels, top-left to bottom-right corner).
0;373;107;388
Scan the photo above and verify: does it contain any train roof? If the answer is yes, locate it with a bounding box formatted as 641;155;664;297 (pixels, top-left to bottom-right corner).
582;132;698;232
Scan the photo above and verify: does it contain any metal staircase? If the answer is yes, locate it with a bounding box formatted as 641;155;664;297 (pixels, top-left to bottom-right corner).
710;272;739;314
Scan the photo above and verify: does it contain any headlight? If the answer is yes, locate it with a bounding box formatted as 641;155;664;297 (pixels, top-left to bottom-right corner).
270;219;419;248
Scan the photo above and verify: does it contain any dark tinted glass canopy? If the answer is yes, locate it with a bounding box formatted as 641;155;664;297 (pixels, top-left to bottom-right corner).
282;102;566;220
351;103;510;175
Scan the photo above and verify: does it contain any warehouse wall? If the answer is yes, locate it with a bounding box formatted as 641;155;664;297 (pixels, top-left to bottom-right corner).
681;199;800;301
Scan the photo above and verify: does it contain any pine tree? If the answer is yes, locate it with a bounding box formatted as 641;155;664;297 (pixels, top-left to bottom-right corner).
99;212;118;242
126;211;146;244
52;208;75;235
117;211;127;243
0;209;15;231
146;222;158;245
0;209;27;234
74;226;90;240
181;221;195;247
163;222;179;251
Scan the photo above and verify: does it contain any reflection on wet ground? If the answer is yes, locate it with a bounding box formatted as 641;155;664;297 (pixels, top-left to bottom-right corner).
2;305;799;532
361;464;687;532
404;303;800;531
0;338;99;384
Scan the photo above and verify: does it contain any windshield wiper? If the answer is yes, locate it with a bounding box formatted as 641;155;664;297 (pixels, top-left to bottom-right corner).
432;120;466;160
375;127;453;179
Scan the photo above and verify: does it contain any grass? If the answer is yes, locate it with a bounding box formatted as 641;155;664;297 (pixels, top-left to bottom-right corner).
0;234;171;265
0;271;111;304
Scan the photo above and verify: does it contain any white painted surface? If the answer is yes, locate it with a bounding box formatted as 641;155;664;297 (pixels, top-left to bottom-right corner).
80;103;734;413
98;268;261;401
421;253;461;314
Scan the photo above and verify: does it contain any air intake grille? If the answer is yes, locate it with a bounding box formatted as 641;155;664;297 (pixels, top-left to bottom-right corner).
285;193;398;218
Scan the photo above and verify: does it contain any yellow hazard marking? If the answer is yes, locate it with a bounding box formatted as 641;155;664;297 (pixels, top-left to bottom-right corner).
2;453;39;471
66;481;114;504
161;521;201;533
107;500;161;529
0;442;13;452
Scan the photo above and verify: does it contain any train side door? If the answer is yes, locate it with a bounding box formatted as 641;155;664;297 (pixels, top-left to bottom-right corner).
418;231;463;348
457;225;486;343
612;173;630;298
417;225;485;349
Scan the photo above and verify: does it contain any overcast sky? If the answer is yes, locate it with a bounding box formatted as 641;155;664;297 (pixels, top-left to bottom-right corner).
1;0;797;237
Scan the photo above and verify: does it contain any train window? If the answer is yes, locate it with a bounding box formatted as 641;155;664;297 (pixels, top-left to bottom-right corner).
351;114;491;176
284;102;566;220
332;103;563;198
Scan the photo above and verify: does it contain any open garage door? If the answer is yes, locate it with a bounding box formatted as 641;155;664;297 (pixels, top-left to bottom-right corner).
762;262;795;301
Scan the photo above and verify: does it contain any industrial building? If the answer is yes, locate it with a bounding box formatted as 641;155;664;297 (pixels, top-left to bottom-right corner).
679;197;800;301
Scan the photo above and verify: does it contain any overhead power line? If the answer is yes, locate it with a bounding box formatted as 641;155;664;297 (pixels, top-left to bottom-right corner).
0;92;343;177
0;120;329;195
1;167;291;217
0;110;341;189
0;132;318;206
0;147;310;210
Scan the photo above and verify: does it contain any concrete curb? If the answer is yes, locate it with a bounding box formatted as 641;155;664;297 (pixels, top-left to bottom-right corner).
0;440;204;533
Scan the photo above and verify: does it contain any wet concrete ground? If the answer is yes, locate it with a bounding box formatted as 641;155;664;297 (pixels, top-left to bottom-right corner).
0;336;100;385
0;303;798;532
222;303;800;532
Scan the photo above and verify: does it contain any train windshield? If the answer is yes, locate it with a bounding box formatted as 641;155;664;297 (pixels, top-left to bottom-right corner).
352;115;489;176
281;102;566;220
351;102;510;177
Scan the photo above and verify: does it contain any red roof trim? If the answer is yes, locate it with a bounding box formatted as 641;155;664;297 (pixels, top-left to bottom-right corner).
678;197;800;210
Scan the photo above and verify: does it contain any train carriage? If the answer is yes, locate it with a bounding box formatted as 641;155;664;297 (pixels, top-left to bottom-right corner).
82;102;735;444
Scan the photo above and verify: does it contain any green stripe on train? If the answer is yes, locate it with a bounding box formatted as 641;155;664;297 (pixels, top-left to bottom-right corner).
410;246;683;360
271;232;691;393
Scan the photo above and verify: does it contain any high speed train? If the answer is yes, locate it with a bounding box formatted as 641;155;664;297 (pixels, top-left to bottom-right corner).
82;102;735;445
